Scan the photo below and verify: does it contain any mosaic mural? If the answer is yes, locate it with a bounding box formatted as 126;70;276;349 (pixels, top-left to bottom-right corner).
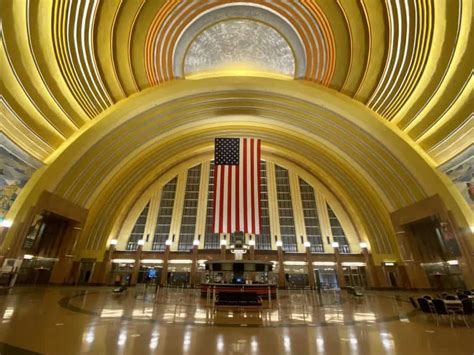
440;145;474;210
0;134;42;222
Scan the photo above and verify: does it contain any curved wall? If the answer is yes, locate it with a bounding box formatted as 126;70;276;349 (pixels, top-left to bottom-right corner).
3;78;471;265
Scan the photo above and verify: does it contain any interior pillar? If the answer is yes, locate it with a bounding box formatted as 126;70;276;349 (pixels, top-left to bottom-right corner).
361;248;379;288
220;242;226;259
249;244;255;260
305;246;315;289
98;244;115;285
130;245;143;285
160;244;170;286
190;244;198;287
333;247;346;288
277;245;286;288
396;228;431;289
49;223;80;284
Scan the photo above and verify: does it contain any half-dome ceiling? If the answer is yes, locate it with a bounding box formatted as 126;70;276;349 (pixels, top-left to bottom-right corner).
0;0;472;233
183;19;296;79
1;0;470;165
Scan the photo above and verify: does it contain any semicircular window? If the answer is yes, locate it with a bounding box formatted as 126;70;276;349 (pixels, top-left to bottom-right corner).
184;19;295;79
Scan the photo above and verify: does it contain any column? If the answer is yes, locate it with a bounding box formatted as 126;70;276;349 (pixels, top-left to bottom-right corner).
190;242;199;287
49;224;80;284
396;228;430;288
360;245;378;288
277;242;286;288
249;240;255;260
160;242;171;286
333;245;346;288
305;244;316;289
220;239;227;259
130;244;143;286
99;241;116;285
443;215;474;288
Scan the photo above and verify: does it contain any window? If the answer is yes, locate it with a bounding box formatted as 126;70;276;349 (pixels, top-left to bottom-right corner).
152;177;177;251
256;161;271;250
178;165;201;251
275;165;297;252
299;179;324;253
327;203;350;253
126;202;149;251
204;161;220;249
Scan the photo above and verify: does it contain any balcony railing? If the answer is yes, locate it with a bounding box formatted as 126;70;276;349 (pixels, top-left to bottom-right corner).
178;243;193;252
339;244;351;254
126;242;138;251
151;243;166;251
204;243;220;250
310;244;324;253
283;244;298;252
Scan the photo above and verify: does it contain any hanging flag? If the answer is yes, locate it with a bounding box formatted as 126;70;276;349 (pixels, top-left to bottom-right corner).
213;138;261;234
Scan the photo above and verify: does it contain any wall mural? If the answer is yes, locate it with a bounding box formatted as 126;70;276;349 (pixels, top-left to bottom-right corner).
440;145;474;210
0;134;43;222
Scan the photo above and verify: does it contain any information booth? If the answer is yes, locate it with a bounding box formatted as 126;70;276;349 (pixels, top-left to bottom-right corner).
201;260;277;299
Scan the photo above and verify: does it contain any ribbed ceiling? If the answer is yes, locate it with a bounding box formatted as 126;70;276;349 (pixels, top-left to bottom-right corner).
0;0;471;166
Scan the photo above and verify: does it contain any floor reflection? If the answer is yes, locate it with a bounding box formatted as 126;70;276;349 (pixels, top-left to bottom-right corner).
0;287;473;355
58;287;419;328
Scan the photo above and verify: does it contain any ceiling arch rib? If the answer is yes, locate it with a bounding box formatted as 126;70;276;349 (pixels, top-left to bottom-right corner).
55;96;423;211
79;133;394;256
0;0;471;170
5;78;471;266
1;1;473;265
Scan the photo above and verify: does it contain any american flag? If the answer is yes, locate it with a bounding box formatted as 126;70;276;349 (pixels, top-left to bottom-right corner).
213;138;261;234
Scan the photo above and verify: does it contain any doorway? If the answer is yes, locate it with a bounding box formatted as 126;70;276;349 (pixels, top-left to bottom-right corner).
78;259;95;284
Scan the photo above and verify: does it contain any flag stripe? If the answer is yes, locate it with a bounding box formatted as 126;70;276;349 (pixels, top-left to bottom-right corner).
231;166;236;232
213;138;261;234
239;140;244;230
243;139;248;232
250;138;255;234
228;167;232;232
236;165;240;231
219;165;225;233
212;165;218;233
246;139;252;232
256;139;261;235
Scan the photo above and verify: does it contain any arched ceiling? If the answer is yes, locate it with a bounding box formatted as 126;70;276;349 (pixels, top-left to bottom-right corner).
0;1;472;258
3;77;470;262
1;0;471;166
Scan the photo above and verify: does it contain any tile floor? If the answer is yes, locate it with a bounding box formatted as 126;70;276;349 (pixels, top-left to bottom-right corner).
0;287;473;354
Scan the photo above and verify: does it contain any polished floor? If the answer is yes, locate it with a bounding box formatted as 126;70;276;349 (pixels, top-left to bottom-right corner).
0;286;473;354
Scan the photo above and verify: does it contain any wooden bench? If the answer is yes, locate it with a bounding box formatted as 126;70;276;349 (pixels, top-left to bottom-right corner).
215;292;262;306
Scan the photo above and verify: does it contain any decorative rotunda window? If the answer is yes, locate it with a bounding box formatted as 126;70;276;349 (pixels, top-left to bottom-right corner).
327;203;350;253
299;179;324;253
204;161;220;249
178;165;202;251
275;165;297;252
152;177;177;251
256;161;271;250
184;19;295;79
126;202;150;251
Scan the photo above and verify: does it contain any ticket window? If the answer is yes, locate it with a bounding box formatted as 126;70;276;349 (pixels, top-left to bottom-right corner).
284;264;308;288
110;263;134;286
167;263;191;287
343;266;367;287
314;267;339;289
138;265;162;284
17;258;56;285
